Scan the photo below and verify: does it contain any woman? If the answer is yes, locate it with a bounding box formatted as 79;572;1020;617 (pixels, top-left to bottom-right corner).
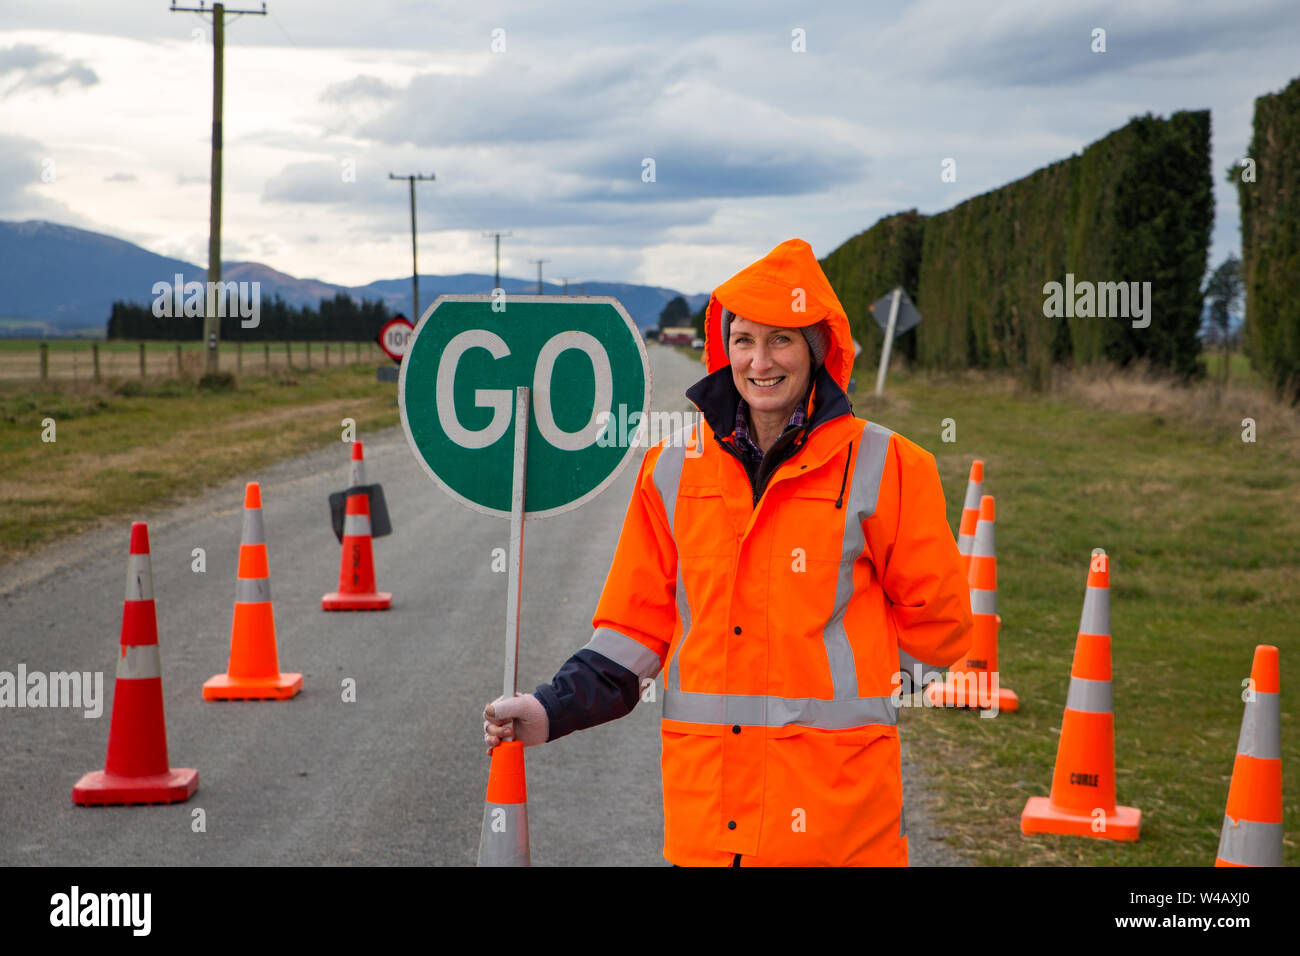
483;238;972;866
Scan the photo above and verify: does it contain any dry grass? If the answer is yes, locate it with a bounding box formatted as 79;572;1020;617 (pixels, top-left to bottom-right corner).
0;366;399;564
1058;360;1300;453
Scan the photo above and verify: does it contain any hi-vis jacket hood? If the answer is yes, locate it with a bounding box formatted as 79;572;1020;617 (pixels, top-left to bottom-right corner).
703;237;855;392
534;238;973;867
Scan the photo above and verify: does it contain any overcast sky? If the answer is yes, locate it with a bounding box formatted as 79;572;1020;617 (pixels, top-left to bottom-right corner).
1;0;1296;294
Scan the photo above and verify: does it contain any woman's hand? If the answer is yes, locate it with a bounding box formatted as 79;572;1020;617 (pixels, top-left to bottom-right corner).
483;693;549;755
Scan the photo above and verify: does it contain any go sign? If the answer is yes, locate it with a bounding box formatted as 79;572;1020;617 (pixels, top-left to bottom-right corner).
399;296;651;518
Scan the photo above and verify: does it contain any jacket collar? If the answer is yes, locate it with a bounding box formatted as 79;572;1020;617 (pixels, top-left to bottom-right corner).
685;361;852;442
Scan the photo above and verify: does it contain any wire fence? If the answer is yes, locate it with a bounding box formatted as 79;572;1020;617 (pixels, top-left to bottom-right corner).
0;340;385;384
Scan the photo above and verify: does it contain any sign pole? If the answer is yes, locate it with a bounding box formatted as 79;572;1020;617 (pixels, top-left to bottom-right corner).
874;287;902;397
504;386;529;700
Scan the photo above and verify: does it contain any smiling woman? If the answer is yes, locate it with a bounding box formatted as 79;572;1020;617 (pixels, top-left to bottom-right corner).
483;238;974;867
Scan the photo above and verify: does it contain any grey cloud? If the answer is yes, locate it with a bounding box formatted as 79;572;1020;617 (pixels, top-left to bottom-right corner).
0;43;99;97
320;74;399;104
884;0;1300;88
105;172;137;182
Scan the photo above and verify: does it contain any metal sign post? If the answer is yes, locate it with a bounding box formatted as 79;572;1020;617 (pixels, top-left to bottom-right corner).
398;295;651;867
874;288;901;397
504;387;529;699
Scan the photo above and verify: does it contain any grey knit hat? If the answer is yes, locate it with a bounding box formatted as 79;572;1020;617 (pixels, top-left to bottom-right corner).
721;307;829;369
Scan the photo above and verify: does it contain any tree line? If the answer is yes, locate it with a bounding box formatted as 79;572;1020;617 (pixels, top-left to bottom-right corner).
107;293;396;341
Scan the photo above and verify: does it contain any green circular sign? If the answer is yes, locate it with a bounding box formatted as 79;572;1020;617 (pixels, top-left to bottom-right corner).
399;295;652;518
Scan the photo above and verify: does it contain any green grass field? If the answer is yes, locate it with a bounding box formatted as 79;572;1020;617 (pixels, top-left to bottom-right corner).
865;360;1298;866
0;362;399;558
0;338;379;382
1;342;1295;865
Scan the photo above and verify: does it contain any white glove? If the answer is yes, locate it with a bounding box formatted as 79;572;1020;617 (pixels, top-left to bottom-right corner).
483;693;549;754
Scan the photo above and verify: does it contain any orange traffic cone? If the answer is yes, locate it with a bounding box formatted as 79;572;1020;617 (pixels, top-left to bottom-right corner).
477;741;531;866
322;489;391;610
1021;549;1140;841
347;438;366;488
1216;644;1282;866
73;522;198;805
927;495;1018;712
956;459;984;580
203;483;302;700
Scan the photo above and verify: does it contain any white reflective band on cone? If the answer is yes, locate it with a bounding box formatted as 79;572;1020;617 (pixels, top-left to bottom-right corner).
241;509;265;545
1078;585;1109;636
956;532;974;554
663;689;897;729
1217;817;1283;867
342;514;371;537
349;460;365;489
970;588;997;615
972;519;995;557
235;577;272;603
1237;691;1281;759
477;802;530;866
117;643;162;680
585;627;662;680
962;480;982;511
1065;676;1112;714
124;555;154;602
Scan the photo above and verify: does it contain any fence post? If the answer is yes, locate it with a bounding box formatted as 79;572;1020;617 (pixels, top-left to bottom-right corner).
264;343;270;372
237;341;243;373
285;341;291;369
40;342;49;383
306;341;312;369
176;343;183;378
93;342;101;383
324;343;330;368
355;341;360;363
139;342;146;379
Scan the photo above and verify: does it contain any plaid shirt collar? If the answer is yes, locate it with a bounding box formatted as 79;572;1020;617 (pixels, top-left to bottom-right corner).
733;397;808;462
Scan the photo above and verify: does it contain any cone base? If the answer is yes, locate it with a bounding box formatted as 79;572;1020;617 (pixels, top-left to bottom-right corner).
202;672;302;700
925;677;1019;713
1021;795;1141;842
73;767;198;806
321;591;391;611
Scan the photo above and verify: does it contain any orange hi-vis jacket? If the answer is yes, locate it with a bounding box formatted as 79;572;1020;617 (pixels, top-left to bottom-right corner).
536;239;972;865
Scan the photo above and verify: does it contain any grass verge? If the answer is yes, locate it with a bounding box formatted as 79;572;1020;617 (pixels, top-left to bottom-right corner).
0;364;398;563
867;359;1298;866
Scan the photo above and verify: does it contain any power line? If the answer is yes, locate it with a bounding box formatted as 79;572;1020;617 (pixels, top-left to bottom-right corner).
482;231;512;291
529;259;550;295
169;0;268;374
389;173;436;320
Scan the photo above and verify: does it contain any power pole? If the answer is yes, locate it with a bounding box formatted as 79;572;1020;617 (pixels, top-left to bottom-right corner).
560;277;575;295
390;172;435;320
530;258;550;295
482;231;512;290
170;1;267;375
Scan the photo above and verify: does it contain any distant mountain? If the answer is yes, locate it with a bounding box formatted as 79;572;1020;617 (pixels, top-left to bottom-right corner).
0;219;710;335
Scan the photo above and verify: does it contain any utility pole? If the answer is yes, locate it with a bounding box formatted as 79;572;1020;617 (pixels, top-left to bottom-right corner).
171;1;267;375
560;277;575;295
482;231;512;291
530;258;550;295
390;172;435;320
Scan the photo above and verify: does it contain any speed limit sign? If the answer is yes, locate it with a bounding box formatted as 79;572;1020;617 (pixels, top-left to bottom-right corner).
377;316;415;363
